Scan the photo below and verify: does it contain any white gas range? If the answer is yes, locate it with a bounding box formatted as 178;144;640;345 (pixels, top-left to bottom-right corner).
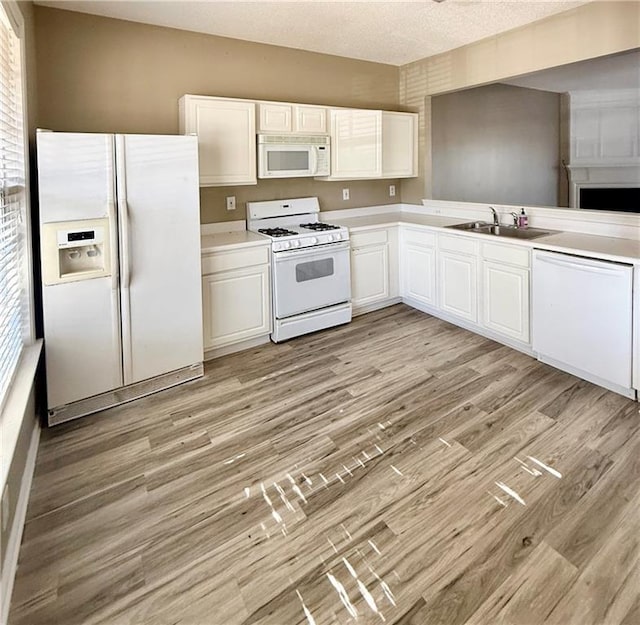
247;197;352;342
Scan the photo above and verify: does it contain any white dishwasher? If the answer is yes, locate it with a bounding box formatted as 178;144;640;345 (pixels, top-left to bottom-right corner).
532;250;634;398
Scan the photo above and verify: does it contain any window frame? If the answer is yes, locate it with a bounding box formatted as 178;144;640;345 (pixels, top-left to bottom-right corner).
0;0;36;414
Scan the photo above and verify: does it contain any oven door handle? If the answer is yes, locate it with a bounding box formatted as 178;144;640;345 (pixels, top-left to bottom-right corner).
274;240;351;261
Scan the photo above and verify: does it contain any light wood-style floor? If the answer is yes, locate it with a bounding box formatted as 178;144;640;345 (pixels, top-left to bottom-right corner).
9;304;640;625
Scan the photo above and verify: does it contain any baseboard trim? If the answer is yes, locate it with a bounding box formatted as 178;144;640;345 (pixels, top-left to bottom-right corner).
1;419;40;625
204;335;271;361
353;297;402;317
402;297;535;356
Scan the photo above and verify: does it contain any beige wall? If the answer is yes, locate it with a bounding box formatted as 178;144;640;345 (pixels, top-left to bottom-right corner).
400;1;640;204
34;6;403;223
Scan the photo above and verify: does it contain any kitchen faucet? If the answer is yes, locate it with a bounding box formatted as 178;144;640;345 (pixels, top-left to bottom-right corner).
489;206;499;225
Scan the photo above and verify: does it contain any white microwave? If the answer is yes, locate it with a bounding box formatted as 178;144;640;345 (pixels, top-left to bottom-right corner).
258;134;330;178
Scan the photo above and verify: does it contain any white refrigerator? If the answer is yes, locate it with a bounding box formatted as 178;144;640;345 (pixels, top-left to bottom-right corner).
37;131;204;425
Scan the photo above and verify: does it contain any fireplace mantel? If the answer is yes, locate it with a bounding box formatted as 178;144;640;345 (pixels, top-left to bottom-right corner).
568;163;640;208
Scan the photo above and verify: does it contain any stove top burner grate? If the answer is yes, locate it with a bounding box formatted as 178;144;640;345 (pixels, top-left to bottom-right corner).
258;227;298;237
300;222;341;231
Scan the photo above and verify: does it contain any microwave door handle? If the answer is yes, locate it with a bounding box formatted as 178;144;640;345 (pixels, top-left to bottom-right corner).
310;146;318;174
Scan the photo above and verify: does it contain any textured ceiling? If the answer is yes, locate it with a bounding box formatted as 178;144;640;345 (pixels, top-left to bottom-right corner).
36;0;590;66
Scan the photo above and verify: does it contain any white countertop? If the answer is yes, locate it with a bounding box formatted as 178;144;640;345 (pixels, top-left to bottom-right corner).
201;230;269;253
199;209;640;264
533;232;640;264
326;211;640;264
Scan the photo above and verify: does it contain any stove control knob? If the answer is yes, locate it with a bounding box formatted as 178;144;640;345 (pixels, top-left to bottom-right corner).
282;241;290;249
311;237;318;245
292;240;300;247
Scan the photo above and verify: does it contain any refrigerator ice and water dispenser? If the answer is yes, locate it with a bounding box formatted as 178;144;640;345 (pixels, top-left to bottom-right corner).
41;218;112;285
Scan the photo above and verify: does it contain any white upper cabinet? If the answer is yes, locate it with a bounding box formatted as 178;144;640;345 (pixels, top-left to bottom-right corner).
294;105;327;134
257;102;328;134
570;90;640;165
325;108;382;180
181;94;416;182
258;102;292;133
179;95;256;186
382;112;418;178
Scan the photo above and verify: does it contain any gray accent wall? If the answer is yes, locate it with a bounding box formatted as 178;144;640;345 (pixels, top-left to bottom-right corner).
431;83;561;208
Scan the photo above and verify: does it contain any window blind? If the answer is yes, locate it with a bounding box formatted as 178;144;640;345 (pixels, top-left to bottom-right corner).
0;4;26;409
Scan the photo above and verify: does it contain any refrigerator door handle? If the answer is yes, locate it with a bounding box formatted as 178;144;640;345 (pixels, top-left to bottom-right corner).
119;196;132;289
107;198;119;290
116;135;133;384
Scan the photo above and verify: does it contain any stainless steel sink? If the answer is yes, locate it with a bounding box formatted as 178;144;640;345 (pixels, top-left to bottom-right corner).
446;221;551;240
448;221;491;231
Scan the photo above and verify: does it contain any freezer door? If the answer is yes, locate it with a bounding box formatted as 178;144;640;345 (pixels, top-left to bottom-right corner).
37;132;123;409
43;278;123;409
116;134;203;385
37;131;116;222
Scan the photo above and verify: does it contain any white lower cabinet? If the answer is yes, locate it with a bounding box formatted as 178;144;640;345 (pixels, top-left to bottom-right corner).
396;230;532;344
202;246;271;351
401;229;436;307
437;234;479;323
481;261;530;343
351;245;389;306
350;227;398;312
480;241;531;344
438;251;478;322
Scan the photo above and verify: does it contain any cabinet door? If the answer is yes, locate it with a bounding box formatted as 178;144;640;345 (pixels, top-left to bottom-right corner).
351;244;389;307
438;251;477;322
482;261;530;343
202;265;270;349
403;243;436;306
294;105;327;134
382;112;418;178
330;109;382;179
181;97;256;186
258;102;292;133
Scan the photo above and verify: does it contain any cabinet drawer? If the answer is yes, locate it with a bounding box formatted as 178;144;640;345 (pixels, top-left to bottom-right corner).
202;246;270;275
351;229;388;248
438;234;478;255
402;228;436;247
482;241;530;268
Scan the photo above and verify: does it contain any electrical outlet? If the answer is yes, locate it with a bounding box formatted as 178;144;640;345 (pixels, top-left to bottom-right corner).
389;185;396;197
342;188;350;201
226;196;236;211
2;485;9;532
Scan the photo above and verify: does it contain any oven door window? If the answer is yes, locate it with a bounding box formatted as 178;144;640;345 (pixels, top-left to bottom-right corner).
268;150;310;172
295;258;334;282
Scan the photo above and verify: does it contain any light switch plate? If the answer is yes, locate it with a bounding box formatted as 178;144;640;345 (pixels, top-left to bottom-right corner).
226;196;236;211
